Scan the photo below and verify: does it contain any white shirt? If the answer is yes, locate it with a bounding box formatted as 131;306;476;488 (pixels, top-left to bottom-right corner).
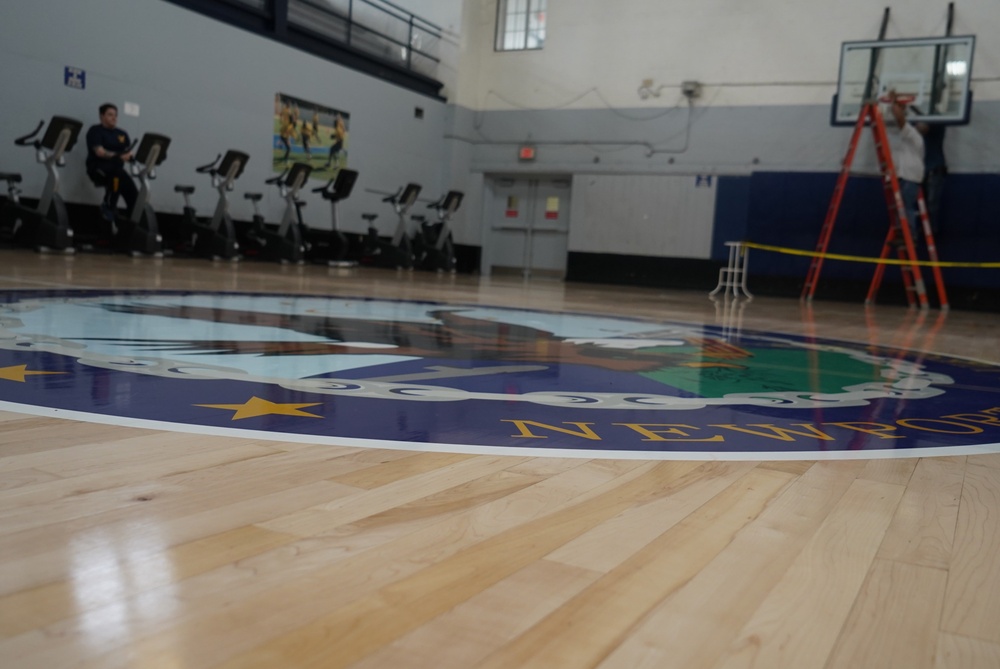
892;122;925;184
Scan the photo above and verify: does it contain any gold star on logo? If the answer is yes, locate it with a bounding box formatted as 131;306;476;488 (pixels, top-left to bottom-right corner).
195;396;323;420
0;365;67;382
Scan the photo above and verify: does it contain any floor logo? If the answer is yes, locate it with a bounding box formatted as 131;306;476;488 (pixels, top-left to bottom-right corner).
1;290;998;459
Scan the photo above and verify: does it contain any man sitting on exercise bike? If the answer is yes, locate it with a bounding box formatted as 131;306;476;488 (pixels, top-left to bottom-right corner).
86;103;137;222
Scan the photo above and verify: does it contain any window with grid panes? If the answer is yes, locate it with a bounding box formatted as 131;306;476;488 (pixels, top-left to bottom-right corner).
495;0;547;51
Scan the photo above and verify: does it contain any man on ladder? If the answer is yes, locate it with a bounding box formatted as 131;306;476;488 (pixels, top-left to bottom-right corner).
873;89;950;310
801;88;948;310
886;90;925;247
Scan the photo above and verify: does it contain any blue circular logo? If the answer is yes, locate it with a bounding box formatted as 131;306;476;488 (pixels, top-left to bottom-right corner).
1;290;998;459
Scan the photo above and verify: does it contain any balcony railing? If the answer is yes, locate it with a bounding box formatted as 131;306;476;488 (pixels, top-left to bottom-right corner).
289;0;441;78
165;0;445;98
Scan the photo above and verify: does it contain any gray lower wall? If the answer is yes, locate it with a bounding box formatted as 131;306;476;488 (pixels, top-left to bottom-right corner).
451;99;999;257
457;100;1000;175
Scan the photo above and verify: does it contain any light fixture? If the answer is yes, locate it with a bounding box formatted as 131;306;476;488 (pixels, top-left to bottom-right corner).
946;60;967;77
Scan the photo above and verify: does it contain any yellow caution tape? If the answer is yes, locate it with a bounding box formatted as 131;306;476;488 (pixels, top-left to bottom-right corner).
740;242;1000;269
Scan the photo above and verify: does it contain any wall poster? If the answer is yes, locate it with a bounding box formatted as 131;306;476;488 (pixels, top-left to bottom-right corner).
272;92;349;179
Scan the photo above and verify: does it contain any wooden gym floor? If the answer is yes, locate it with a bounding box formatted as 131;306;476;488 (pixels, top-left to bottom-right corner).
0;248;999;668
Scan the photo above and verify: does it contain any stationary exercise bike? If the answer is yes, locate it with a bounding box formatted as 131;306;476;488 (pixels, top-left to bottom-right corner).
173;150;248;260
301;168;359;266
244;162;312;263
412;190;463;272
360;183;421;269
116;133;170;256
0;116;83;252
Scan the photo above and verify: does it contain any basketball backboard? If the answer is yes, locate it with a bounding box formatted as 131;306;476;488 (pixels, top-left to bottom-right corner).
832;35;975;126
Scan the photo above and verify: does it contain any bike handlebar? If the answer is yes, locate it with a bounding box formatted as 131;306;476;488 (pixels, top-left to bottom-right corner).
382;187;403;203
427;194;454;210
195;154;221;174
13;120;45;147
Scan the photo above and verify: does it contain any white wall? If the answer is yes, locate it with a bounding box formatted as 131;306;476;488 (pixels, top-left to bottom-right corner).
392;0;464;33
572;174;715;258
457;0;1000;111
449;0;1000;261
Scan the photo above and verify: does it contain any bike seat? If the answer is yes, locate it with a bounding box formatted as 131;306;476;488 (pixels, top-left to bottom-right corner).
0;172;22;184
174;185;195;194
362;213;378;222
244;193;263;202
295;200;307;208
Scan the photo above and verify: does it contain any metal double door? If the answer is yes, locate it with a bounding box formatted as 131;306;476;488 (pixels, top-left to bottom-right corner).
485;176;570;279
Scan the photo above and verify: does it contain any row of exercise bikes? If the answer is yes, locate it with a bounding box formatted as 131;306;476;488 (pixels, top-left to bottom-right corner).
0;115;463;271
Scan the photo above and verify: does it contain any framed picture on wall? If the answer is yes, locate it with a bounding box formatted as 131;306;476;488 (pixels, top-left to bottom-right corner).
273;92;350;178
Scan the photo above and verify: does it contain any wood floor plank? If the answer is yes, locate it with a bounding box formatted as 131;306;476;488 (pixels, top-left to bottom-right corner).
93;461;654;669
504;457;590;477
859;457;919;485
0;412;51;424
757;460;815;476
0;422;163;460
349;559;603;669
0;467;60;492
32;433;273;478
0;479;359;596
216;466;791;669
338;468;546;531
0;524;295;639
64;460;663;669
258;455;523;536
935;632;1000;669
967;453;1000;470
941;463;1000;644
711;478;905;669
0;441;277;518
825;558;947;669
328;451;477;489
472;467;796;669
594;461;868;669
0;444;364;554
0;477;361;669
546;460;757;572
876;456;965;568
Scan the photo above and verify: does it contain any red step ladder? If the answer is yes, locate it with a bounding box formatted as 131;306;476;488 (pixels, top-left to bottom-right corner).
801;100;948;309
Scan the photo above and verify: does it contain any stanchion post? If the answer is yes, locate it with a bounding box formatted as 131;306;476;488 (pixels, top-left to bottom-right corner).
709;241;753;300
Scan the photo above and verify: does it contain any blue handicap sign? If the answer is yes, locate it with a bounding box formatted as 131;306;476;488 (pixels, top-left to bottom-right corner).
64;67;86;90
